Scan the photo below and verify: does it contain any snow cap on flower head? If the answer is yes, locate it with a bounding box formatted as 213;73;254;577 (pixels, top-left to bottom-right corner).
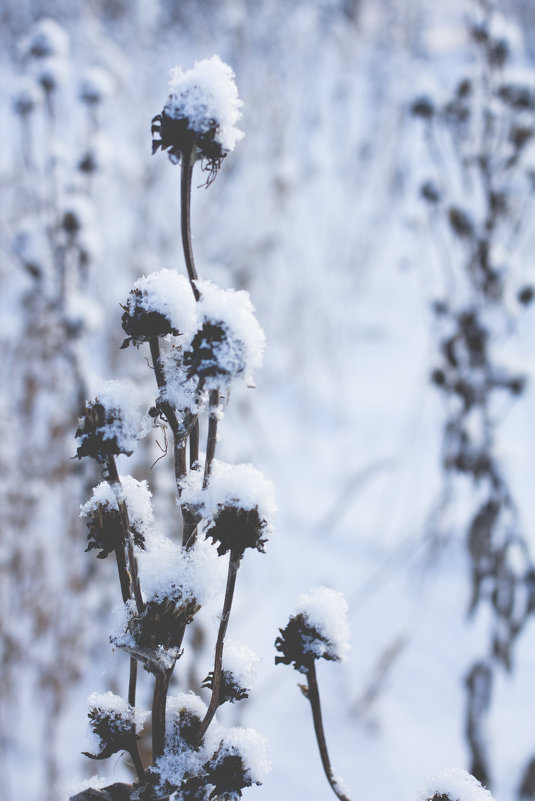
152;55;243;180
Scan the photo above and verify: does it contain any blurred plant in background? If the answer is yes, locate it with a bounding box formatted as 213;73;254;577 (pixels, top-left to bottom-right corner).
413;0;535;790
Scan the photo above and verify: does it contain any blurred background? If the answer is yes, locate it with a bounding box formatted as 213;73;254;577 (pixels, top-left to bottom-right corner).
3;0;535;799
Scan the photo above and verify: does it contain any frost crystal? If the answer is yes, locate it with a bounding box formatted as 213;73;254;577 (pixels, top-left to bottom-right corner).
419;768;495;801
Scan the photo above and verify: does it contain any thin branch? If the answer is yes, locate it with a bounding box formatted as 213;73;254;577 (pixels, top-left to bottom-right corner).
203;389;220;489
194;551;241;746
180;143;201;300
152;666;173;761
106;456;145;615
305;661;353;801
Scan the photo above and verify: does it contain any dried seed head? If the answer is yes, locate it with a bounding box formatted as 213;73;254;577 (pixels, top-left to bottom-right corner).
206;505;267;557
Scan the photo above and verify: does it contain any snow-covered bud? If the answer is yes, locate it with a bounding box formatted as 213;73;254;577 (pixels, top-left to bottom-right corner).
419;768;495;801
181;460;275;557
202;641;259;704
121;269;196;348
75;381;145;461
20;18;69;61
80;477;153;558
83;692;147;761
79;66;114;106
36;57;69;94
497;69;535;111
183;281;265;390
12;78;41;116
184;320;246;386
275;587;351;673
411;95;435;120
204;728;270;800
129;595;200;652
152;55;243;179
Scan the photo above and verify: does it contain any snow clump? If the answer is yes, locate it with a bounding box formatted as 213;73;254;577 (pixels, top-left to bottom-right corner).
419;768;495;801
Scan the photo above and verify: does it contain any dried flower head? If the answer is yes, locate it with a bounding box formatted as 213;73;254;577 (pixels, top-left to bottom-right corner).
203;728;269;800
202;670;249;705
206;505;267;557
128;595;200;652
75;382;144;461
275;587;351;672
152;55;243;181
183;321;246;386
83;692;146;761
121;269;196;348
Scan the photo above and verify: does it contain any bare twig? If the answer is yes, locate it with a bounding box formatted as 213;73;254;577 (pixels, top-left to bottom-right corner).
194;550;241;746
305;661;353;801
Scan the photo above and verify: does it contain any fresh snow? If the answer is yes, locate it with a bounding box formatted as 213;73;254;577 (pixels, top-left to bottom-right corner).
296;586;351;662
419;769;494;801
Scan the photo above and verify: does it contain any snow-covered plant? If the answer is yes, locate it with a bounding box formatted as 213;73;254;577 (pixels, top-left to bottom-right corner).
275;587;352;801
1;16;118;799
412;0;535;788
71;57;273;801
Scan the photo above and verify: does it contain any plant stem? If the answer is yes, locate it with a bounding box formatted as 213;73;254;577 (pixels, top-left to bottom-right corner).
128;658;137;708
106;456;145;615
152;667;173;760
194;551;241;747
180;143;200;301
203;389;220;489
305;662;352;801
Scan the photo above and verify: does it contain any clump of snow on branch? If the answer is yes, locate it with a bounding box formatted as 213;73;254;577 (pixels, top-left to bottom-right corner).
297;586;351;662
419;768;495;801
181;459;276;526
165;55;244;153
138;534;225;607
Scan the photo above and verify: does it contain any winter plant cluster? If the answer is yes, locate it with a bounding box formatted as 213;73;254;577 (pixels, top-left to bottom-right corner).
2;17;116;797
412;1;535;790
70;57;355;801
